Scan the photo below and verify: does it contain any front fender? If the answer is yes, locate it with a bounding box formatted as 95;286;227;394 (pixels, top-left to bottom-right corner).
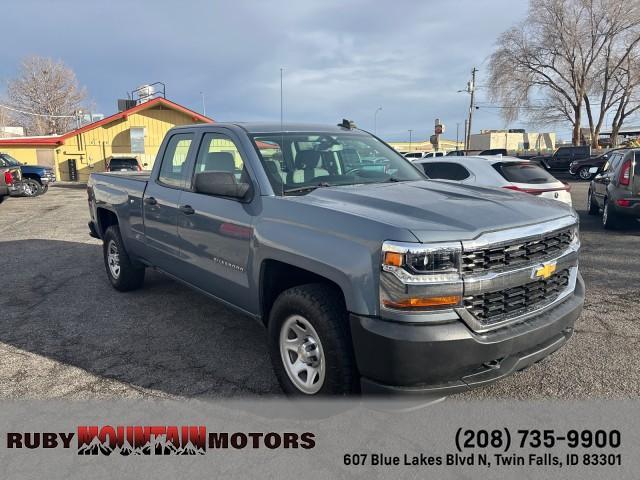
252;220;382;316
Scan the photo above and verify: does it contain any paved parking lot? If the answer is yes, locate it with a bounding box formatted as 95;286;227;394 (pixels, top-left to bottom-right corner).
0;181;638;399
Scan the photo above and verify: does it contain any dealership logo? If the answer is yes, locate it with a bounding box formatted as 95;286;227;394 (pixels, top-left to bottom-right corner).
6;426;315;456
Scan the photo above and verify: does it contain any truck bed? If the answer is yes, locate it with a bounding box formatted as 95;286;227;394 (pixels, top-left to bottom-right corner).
92;171;151;182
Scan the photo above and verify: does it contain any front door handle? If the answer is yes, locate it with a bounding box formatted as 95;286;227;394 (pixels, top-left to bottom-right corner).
179;204;195;215
144;196;157;206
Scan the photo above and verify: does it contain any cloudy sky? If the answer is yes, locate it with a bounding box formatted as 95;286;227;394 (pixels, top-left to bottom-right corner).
0;0;536;142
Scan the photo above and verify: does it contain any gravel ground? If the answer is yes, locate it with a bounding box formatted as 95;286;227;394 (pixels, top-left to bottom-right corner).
0;181;638;400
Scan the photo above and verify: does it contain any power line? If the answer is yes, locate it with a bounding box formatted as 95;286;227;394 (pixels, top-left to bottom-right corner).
0;103;76;118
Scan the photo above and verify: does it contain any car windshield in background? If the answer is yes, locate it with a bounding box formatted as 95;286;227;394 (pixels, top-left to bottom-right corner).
109;159;138;170
0;154;21;167
493;162;558;184
250;132;424;195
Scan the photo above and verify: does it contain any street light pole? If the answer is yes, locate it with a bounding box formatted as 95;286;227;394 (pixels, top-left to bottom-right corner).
374;107;382;136
408;129;413;151
456;122;460;151
200;92;206;117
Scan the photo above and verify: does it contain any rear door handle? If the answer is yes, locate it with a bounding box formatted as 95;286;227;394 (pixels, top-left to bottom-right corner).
179;204;195;215
144;196;157;206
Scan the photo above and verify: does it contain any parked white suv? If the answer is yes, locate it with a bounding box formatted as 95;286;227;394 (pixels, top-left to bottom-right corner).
404;151;446;160
414;155;573;206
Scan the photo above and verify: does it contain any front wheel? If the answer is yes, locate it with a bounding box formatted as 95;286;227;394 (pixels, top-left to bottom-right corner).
102;225;145;291
587;188;599;215
22;178;42;197
268;284;358;396
578;166;594;180
603;201;621;230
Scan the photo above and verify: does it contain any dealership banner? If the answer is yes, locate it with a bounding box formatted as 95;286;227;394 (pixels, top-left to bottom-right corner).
0;400;637;479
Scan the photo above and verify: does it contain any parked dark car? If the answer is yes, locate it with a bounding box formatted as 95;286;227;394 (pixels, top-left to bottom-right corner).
533;145;591;171
106;156;142;172
0;152;56;196
587;148;640;229
569;148;626;180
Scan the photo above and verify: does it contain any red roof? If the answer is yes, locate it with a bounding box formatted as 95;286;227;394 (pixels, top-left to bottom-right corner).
0;97;213;147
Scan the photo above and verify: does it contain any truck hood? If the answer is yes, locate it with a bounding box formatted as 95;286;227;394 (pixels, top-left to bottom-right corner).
21;165;52;171
289;180;576;242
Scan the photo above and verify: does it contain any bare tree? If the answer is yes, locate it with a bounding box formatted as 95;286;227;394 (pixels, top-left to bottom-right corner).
488;0;640;146
6;56;86;135
608;54;640;145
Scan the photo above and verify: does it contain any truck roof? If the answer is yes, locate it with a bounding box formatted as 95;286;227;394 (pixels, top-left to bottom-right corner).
173;122;365;134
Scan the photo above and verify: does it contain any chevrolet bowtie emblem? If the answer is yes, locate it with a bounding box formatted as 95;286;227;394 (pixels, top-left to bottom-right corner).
533;262;557;280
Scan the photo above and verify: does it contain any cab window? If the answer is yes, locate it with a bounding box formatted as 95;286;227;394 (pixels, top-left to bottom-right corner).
191;132;247;186
158;133;194;188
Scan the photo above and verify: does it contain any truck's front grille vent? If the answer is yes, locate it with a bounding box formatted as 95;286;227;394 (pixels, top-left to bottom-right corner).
462;229;573;274
463;269;570;326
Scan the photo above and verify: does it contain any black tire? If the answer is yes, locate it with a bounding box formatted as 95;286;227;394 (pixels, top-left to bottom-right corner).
578;166;594;181
41;184;49;194
587;188;599;215
268;283;358;396
602;200;621;230
102;225;145;291
22;178;42;197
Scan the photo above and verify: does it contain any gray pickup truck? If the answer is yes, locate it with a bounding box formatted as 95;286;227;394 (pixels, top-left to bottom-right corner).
87;122;584;397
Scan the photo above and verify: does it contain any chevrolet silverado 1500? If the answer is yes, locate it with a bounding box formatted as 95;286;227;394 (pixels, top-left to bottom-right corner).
87;122;584;397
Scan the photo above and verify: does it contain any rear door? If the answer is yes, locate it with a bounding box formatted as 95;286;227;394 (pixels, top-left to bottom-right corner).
176;130;257;313
142;132;196;270
593;152;622;205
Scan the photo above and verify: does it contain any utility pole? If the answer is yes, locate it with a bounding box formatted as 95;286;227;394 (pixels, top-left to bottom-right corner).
464;119;468;152
408;129;413;151
456;122;460;151
374;107;382;135
465;67;477;150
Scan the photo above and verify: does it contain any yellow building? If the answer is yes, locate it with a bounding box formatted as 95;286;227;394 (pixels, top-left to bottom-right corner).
0;98;212;182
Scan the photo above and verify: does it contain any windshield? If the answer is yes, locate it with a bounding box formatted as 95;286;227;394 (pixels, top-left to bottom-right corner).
0;154;21;167
250;132;425;195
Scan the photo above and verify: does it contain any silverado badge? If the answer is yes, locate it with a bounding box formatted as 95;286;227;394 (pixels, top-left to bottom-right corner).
533;262;557;280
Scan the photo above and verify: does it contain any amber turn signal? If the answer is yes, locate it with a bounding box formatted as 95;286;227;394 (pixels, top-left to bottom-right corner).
383;252;404;267
383;295;461;309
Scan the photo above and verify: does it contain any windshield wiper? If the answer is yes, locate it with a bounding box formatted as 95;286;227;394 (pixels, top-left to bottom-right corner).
283;182;332;195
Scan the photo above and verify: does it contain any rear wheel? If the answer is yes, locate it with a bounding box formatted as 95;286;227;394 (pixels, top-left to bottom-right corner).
22;178;42;197
268;284;358;396
587;188;599;215
578;166;594;180
102;225;145;291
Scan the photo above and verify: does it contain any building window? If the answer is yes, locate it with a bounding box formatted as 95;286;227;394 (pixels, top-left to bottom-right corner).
130;127;145;154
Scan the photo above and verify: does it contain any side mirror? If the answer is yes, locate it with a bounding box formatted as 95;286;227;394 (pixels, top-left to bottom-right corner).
194;171;250;199
588;167;599;174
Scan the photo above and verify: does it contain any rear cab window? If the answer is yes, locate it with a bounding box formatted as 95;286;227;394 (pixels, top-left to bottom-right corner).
493;162;557;184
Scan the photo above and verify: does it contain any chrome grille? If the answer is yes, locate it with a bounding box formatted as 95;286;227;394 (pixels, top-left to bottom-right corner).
462;229;573;274
463;269;570;326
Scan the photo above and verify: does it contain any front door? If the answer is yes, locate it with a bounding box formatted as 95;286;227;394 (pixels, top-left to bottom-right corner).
142;132;195;270
177;131;256;313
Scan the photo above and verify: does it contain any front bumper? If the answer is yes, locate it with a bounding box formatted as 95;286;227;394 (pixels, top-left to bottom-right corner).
351;272;584;397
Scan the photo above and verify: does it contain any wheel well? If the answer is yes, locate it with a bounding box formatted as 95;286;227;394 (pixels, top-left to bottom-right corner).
22;173;41;183
96;208;119;236
260;259;346;324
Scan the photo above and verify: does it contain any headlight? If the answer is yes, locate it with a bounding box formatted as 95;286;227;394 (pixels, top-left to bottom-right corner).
380;241;463;311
